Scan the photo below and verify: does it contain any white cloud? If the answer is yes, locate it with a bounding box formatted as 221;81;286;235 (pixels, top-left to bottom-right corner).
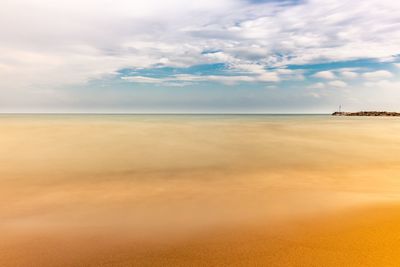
229;63;268;74
122;70;280;85
340;71;358;79
121;76;163;84
363;79;398;88
1;0;400;109
276;68;293;74
257;72;280;82
313;71;336;80
362;70;393;79
309;82;326;89
394;63;400;68
328;80;347;88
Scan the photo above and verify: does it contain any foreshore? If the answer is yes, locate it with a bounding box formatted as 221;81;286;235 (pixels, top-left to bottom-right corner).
1;115;400;266
2;204;400;266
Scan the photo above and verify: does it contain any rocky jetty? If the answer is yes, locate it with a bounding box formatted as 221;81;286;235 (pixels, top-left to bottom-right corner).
332;111;400;116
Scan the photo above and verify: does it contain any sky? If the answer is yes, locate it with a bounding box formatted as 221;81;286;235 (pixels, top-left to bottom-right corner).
0;0;400;113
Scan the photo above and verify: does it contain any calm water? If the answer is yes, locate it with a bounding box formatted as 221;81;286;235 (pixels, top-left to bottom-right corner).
1;114;400;265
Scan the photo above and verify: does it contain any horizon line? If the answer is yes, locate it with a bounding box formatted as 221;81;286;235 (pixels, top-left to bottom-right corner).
0;112;331;115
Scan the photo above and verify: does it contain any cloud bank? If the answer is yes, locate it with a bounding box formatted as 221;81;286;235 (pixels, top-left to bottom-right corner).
0;0;400;111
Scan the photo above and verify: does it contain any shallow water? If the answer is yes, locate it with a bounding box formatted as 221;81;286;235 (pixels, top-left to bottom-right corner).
1;114;400;265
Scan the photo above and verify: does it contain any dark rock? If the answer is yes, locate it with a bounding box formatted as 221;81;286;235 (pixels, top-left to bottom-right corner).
332;111;400;116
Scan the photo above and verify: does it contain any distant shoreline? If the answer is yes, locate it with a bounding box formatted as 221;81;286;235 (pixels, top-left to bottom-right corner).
332;111;400;116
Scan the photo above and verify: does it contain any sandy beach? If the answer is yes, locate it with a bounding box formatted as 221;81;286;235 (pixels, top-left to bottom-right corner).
1;115;400;266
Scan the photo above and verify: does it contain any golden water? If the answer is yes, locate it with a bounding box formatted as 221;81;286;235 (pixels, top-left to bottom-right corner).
1;115;400;266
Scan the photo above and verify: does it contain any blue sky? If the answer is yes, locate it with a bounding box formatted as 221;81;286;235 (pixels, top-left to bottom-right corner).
0;0;400;112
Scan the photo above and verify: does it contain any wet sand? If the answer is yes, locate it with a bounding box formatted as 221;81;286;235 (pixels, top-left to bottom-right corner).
0;115;400;266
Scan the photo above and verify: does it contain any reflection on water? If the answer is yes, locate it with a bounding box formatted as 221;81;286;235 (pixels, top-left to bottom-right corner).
1;115;400;241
